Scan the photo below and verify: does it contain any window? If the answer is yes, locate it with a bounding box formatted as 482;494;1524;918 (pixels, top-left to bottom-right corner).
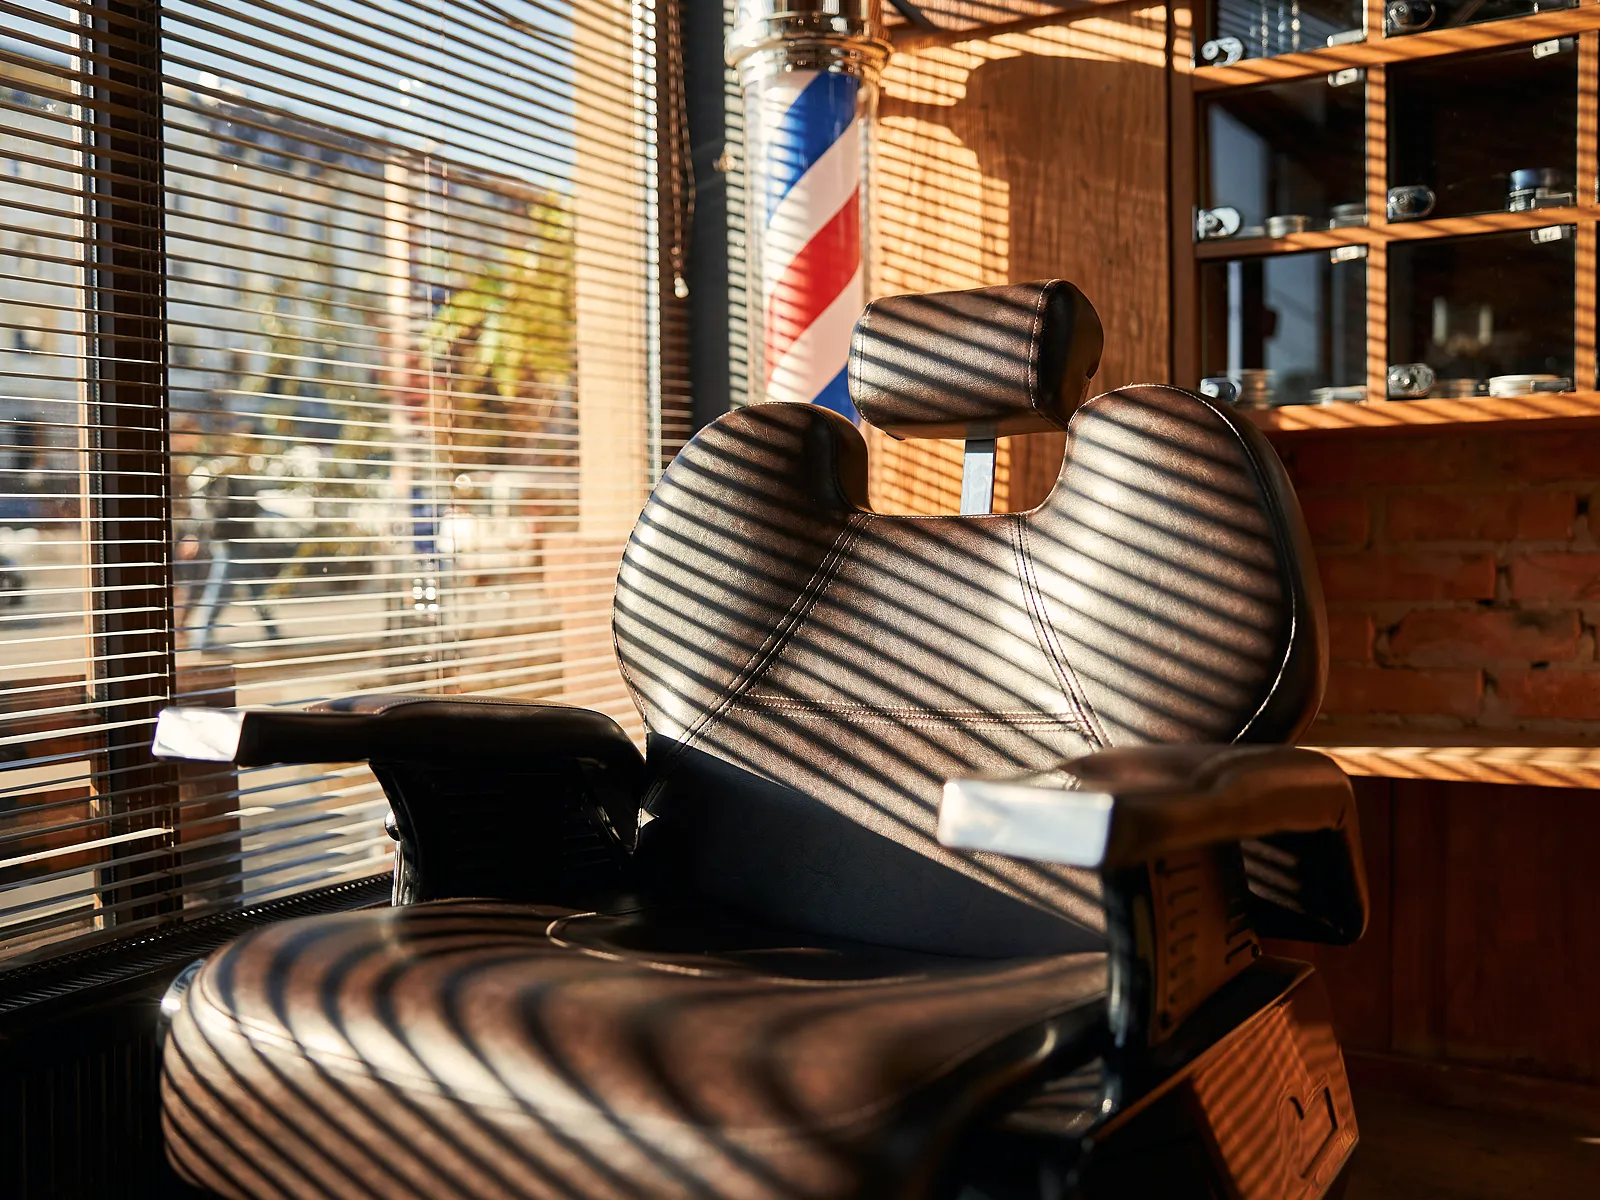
0;0;687;966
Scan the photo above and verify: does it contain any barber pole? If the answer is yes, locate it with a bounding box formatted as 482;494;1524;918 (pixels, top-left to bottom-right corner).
729;0;889;418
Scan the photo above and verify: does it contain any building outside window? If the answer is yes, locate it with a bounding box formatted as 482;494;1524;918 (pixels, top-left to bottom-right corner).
0;0;684;966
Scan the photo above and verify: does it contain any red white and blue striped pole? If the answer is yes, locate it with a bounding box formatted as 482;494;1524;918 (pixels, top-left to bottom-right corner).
729;0;890;419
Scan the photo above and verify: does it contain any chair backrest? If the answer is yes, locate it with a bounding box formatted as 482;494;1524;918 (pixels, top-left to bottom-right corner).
613;282;1326;957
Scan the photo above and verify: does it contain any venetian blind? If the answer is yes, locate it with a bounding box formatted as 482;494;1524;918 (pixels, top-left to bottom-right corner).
0;0;686;966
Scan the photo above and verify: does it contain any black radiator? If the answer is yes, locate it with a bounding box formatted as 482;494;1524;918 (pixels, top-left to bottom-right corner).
0;877;389;1198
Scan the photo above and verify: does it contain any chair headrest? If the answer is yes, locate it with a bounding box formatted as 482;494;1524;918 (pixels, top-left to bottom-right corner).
847;280;1104;440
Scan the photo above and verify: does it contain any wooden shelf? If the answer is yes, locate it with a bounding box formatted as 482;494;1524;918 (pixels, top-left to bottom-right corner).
1174;8;1600;438
887;0;1143;52
1310;744;1600;788
1191;6;1600;92
1194;207;1596;260
1196;227;1376;260
1243;391;1600;433
1177;13;1600;393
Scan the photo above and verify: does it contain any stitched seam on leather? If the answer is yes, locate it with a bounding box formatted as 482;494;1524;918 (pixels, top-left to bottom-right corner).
1127;384;1302;742
826;409;867;509
545;919;1101;987
645;512;870;789
736;512;870;698
1025;282;1050;419
735;696;1082;719
729;697;1085;727
849;303;869;408
612;559;655;728
1012;516;1109;748
611;535;655;723
1017;518;1100;743
613;618;651;725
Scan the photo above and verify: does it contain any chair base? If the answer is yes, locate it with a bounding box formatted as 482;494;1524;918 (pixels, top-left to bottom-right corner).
949;959;1357;1200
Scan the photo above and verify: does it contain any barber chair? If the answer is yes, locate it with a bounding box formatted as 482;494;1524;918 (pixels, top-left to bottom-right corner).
152;281;1366;1200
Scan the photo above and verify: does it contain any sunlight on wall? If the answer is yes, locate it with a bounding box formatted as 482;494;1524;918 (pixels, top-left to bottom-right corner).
867;9;1170;516
870;120;1008;515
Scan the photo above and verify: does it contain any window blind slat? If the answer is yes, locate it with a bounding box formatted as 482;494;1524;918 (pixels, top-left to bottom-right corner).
0;0;683;967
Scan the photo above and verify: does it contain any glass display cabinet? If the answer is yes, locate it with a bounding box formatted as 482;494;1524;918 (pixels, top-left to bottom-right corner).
1388;39;1579;221
1183;0;1600;420
1390;229;1577;391
1199;251;1367;405
1198;0;1578;63
1202;76;1367;235
1204;0;1365;63
1384;0;1574;38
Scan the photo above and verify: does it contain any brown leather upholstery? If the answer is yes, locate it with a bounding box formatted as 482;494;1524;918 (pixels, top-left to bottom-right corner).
848;281;1104;439
164;901;1105;1200
160;286;1333;1200
615;384;1324;957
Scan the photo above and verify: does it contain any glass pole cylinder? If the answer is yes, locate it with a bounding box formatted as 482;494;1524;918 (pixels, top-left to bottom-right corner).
729;0;888;418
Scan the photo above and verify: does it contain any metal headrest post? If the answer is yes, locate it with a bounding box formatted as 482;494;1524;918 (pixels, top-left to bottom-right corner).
959;438;996;514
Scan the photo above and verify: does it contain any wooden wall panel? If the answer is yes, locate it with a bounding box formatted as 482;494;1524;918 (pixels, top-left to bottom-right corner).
1390;780;1450;1062
1433;783;1600;1085
869;9;1171;513
1287;777;1600;1095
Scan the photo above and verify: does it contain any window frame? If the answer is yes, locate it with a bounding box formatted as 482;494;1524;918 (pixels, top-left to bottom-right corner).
0;0;691;972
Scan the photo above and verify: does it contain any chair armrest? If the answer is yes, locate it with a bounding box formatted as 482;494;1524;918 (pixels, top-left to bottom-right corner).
153;695;636;770
940;745;1368;1070
154;696;645;904
941;745;1366;942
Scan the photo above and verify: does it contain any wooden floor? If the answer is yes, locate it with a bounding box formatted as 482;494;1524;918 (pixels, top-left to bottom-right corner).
1346;1087;1600;1199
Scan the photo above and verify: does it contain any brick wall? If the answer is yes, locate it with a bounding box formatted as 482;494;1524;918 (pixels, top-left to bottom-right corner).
1276;426;1600;738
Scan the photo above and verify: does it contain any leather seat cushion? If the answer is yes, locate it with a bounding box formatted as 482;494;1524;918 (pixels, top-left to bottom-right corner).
163;901;1106;1200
